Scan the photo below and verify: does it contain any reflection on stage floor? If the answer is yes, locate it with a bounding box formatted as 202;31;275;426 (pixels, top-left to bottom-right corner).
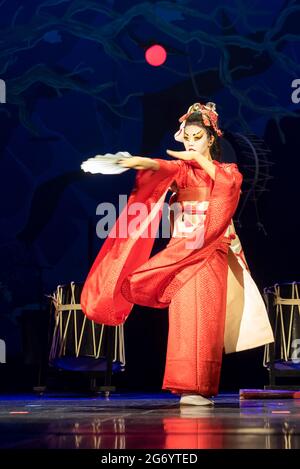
0;393;300;449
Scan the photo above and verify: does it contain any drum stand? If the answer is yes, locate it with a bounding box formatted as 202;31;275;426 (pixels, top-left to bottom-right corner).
263;285;300;390
89;326;116;397
264;340;300;390
48;280;126;395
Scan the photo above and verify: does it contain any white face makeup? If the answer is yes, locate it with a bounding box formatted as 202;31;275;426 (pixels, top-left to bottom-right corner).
183;124;212;157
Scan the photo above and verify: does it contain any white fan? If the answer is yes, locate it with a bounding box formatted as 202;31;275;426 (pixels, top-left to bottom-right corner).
81;151;132;174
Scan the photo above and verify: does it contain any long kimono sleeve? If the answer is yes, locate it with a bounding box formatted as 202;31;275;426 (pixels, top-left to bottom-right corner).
121;162;243;307
80;159;183;325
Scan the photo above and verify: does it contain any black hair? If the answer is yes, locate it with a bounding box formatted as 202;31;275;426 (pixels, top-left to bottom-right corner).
185;112;222;161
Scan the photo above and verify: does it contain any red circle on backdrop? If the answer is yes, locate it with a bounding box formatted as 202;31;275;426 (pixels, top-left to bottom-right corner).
145;45;167;66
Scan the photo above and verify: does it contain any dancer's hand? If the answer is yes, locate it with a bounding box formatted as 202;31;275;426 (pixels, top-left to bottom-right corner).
117;156;159;170
117;156;144;169
167;149;216;180
166;149;200;161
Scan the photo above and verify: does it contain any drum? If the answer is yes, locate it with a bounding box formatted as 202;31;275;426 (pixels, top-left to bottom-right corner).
49;282;125;372
263;282;300;367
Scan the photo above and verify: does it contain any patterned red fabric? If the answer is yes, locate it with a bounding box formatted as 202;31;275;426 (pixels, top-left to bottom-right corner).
162;237;231;395
80;158;243;395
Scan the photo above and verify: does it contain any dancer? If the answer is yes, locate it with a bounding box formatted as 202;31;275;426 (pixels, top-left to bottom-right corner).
81;102;274;405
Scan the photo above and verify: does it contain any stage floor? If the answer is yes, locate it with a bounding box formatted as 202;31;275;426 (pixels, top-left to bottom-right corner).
0;392;299;449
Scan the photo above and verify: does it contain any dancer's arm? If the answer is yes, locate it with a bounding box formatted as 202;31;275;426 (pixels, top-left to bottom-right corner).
117;156;159;171
166;149;216;180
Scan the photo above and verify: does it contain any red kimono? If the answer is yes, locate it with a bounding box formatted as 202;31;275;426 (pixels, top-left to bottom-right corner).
81;158;243;396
